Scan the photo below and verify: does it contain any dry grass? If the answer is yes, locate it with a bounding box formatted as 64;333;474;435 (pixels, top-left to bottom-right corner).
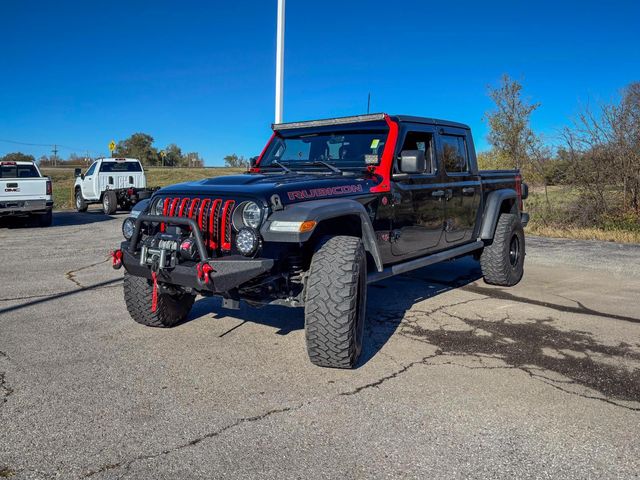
525;224;640;243
42;167;244;210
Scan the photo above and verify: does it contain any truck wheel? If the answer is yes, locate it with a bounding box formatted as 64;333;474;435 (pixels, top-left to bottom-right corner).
75;189;88;212
102;191;117;215
123;272;195;328
304;236;367;369
480;213;525;286
38;209;53;227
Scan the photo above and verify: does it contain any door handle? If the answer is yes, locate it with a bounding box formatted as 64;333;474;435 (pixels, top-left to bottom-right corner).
431;190;445;198
462;187;475;196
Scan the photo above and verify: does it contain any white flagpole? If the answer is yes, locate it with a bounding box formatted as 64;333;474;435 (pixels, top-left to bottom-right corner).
275;0;285;124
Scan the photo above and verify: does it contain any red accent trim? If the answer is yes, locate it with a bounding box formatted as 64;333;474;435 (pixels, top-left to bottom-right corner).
220;200;235;251
160;197;170;232
198;199;211;231
169;198;180;216
178;198;189;217
188;198;200;219
151;271;158;313
370;114;399;193
110;249;123;269
249;132;276;173
208;199;222;249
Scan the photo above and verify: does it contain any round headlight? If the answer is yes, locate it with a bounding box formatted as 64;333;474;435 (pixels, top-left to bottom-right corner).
242;202;262;229
152;199;165;216
235;228;260;256
122;217;136;240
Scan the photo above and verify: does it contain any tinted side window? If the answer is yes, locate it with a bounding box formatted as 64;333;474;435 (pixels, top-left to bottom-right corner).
399;131;434;174
440;135;468;173
86;163;97;176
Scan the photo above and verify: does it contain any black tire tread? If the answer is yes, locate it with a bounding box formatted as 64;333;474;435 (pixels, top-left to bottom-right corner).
305;236;366;369
480;213;525;286
123;272;195;328
75;189;88;212
103;190;117;215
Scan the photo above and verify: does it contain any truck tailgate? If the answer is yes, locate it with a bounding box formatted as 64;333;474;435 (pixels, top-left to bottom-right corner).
1;178;48;200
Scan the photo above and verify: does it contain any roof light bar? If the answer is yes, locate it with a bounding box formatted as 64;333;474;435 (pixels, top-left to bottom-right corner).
272;113;387;131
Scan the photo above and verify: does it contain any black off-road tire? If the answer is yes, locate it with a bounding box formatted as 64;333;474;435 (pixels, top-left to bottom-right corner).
304;236;367;369
123;272;195;328
102;190;117;215
480;213;525;286
75;189;88;212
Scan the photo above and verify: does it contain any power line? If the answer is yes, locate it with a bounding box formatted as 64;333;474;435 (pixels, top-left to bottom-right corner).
0;138;99;155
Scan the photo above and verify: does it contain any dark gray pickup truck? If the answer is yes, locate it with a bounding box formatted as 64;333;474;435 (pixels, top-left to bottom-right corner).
115;113;529;368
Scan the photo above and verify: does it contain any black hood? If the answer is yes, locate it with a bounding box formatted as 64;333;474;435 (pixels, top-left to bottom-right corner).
156;173;379;205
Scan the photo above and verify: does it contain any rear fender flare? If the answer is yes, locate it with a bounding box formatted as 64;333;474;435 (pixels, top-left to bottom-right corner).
260;199;383;272
479;189;518;240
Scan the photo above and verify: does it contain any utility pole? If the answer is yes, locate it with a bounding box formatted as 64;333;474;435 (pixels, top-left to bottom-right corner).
51;144;58;166
275;0;285;124
367;93;371;114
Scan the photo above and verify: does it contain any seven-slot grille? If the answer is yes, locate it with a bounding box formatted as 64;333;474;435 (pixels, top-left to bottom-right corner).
158;197;236;253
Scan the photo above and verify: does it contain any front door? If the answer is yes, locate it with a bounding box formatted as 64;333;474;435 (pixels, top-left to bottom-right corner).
437;130;481;245
391;128;445;258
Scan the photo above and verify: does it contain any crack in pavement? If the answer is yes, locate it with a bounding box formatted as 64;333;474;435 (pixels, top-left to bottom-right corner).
65;257;111;288
83;405;303;478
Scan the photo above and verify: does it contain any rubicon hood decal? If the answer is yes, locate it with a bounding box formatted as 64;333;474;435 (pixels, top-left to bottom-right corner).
287;184;364;201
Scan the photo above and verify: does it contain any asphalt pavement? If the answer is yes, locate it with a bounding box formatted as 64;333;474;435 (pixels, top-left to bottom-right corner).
1;211;639;479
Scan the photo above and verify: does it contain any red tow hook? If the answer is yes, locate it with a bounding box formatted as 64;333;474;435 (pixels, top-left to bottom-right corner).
196;262;214;285
111;249;123;270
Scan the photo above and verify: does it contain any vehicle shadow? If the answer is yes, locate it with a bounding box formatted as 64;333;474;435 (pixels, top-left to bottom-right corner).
0;211;123;229
184;255;483;367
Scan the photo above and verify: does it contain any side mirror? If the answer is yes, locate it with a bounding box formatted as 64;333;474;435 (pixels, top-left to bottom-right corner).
249;156;259;167
398;150;426;174
74;168;82;178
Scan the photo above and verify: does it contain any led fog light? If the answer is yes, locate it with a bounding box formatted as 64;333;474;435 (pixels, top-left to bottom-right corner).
235;228;260;256
122;217;136;240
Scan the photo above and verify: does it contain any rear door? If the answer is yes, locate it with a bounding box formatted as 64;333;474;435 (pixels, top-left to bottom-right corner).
391;127;445;257
437;128;481;245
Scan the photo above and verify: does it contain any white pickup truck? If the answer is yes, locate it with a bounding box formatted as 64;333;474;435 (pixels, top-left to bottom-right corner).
0;161;53;226
74;158;155;214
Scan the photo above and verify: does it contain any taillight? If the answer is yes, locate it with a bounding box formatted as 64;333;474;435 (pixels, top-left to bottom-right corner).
515;174;523;211
46;180;52;196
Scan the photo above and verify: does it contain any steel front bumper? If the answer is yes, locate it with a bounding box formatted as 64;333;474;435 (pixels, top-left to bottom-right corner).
120;246;273;293
120;213;273;293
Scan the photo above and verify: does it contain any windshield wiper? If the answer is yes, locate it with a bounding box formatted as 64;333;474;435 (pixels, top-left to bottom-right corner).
311;161;342;174
271;160;292;173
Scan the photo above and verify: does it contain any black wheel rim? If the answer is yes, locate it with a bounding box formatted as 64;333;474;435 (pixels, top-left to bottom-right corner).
509;234;520;267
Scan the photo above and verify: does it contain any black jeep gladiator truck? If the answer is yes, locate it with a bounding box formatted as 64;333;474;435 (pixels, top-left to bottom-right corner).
114;113;529;369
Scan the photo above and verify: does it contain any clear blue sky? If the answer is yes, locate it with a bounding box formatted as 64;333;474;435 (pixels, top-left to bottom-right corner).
2;0;638;165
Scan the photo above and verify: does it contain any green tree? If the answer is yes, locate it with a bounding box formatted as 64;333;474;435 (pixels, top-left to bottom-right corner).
162;143;183;167
114;133;159;166
1;152;36;163
484;74;540;171
223;153;248;168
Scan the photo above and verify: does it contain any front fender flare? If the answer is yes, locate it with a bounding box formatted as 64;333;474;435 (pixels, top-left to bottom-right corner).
261;199;383;272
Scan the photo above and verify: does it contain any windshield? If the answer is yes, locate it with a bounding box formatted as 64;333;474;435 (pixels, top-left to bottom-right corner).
261;130;388;170
100;161;142;173
0;164;40;178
